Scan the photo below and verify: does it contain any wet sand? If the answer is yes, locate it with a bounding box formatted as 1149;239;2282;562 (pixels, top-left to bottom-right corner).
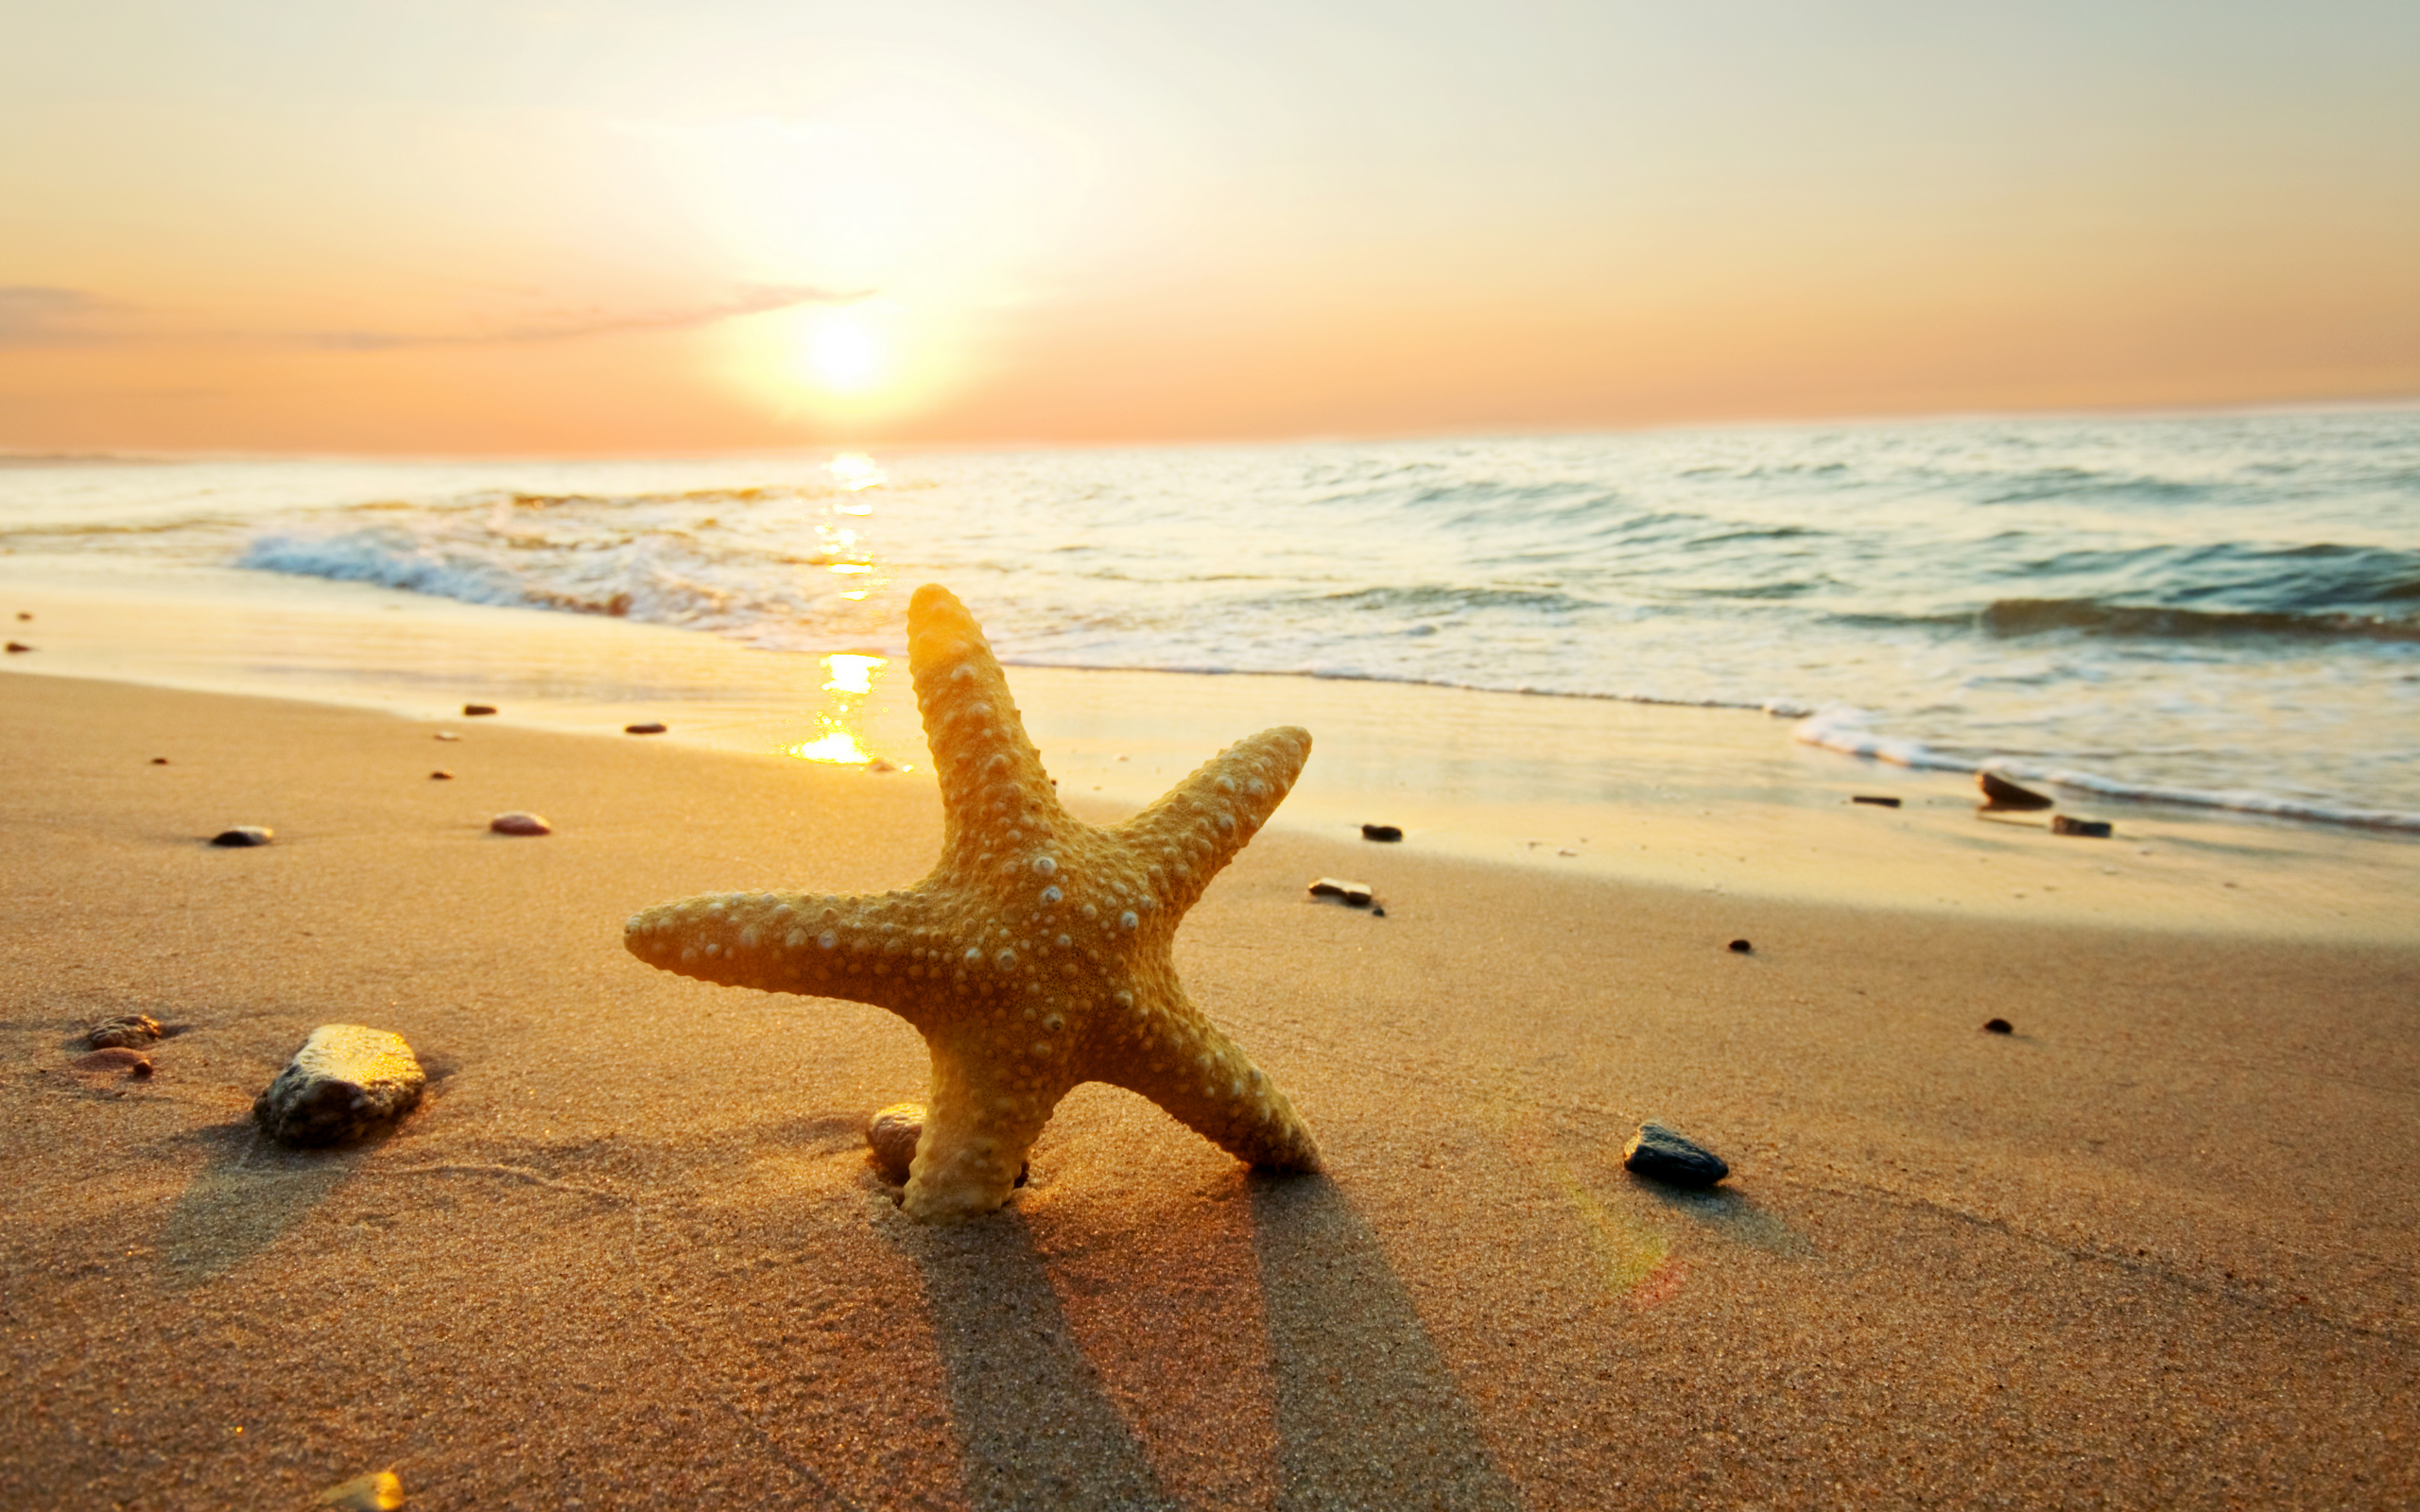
3;673;2417;1509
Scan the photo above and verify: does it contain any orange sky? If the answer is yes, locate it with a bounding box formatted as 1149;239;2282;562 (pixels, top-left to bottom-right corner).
4;1;2415;455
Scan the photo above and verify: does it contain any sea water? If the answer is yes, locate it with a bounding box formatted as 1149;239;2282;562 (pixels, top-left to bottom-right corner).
4;407;2416;830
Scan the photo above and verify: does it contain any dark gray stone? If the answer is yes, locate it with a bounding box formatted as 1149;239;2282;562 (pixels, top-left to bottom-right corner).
1979;770;2053;811
210;826;273;847
1623;1123;1729;1188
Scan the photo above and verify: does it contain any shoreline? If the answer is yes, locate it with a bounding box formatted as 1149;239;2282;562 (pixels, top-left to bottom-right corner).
2;673;2414;1508
3;570;2414;943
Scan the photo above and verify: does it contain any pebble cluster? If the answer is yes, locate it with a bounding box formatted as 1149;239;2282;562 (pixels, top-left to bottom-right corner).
624;584;1322;1221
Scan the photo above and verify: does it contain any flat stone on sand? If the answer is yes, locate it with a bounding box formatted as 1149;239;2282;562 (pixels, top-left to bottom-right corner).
84;1013;163;1049
1623;1122;1730;1188
253;1024;426;1147
210;826;273;847
1308;876;1374;906
489;812;551;835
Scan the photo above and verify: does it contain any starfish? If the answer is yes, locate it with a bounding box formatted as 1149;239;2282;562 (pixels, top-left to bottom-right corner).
623;584;1322;1221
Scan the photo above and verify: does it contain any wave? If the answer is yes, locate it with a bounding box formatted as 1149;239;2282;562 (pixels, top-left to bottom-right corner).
1979;597;2420;643
1790;710;2420;833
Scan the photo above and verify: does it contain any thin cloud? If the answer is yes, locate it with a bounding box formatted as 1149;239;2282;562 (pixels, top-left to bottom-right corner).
0;286;115;348
300;284;872;352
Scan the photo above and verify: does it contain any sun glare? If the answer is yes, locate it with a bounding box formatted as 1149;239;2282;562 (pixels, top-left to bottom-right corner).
803;309;887;395
786;651;905;766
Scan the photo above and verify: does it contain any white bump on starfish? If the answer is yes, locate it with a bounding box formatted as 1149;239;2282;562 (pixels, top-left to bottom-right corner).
624;583;1320;1221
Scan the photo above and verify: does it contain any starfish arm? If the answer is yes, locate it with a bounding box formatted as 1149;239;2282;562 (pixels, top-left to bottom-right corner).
623;884;966;1026
1110;726;1311;919
907;583;1069;868
1100;979;1322;1173
905;1032;1076;1221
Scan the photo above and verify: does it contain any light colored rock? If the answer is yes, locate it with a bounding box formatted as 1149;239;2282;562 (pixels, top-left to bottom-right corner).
489;811;552;835
254;1024;426;1146
867;1103;925;1184
85;1013;162;1049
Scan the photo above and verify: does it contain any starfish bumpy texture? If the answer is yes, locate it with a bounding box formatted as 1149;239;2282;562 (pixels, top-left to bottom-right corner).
624;584;1322;1221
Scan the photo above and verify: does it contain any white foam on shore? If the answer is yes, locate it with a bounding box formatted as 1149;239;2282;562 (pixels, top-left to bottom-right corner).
1793;707;2420;833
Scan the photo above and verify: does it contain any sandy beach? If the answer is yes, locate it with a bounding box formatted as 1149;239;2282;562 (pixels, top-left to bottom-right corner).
4;662;2416;1510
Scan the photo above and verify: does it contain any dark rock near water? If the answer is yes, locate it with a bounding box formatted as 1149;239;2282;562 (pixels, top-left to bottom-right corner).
2051;815;2113;838
1983;1018;2014;1035
85;1013;163;1049
1308;877;1374;906
1851;795;1902;808
463;703;497;716
254;1024;426;1146
1622;1123;1730;1188
1360;823;1403;842
624;721;668;735
1979;770;2054;811
1371;904;1386;918
488;811;551;835
1727;937;1754;954
210;826;273;847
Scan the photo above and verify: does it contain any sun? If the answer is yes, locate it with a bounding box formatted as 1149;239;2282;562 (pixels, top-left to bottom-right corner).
799;308;890;397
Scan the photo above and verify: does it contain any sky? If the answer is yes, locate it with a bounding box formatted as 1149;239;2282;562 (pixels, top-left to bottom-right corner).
2;0;2415;455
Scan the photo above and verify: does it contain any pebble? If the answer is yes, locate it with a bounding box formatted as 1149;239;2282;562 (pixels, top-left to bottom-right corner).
434;731;460;742
868;757;900;773
1307;876;1374;906
867;1103;925;1184
1622;1123;1730;1188
5;641;34;653
463;703;497;716
430;769;454;781
13;610;27;620
254;1024;426;1146
1360;823;1404;842
74;1047;154;1076
1370;904;1386;918
866;1103;1025;1188
1850;795;1902;808
149;756;169;765
489;812;552;835
1727;938;1753;954
1979;770;2054;811
210;826;273;847
624;721;668;735
1983;1018;2014;1035
2050;815;2113;838
85;1013;163;1049
314;1469;405;1510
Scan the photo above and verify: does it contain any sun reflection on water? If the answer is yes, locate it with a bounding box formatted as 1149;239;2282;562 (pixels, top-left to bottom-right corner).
786;652;904;767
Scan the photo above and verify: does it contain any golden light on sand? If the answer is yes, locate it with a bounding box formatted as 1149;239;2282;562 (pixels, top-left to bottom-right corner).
788;730;874;765
822;653;883;695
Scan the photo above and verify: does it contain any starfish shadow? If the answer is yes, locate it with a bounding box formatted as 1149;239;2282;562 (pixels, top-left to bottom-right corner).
890;1211;1182;1511
1247;1175;1523;1511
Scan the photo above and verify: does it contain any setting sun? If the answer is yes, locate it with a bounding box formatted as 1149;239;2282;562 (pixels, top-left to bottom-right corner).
802;309;888;396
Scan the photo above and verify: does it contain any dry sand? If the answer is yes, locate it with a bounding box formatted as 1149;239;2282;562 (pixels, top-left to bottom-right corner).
4;674;2417;1509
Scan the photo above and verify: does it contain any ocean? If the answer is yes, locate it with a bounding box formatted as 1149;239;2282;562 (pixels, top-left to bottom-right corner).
6;407;2417;831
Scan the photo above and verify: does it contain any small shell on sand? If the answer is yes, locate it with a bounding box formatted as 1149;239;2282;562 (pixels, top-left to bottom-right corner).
867;1103;925;1184
489;812;552;835
315;1470;405;1510
254;1024;427;1146
210;826;273;847
85;1013;163;1049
